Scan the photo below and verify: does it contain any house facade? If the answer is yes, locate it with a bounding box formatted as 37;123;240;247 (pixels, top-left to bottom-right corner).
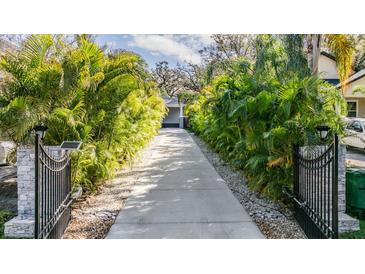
338;70;365;118
162;96;185;128
319;51;365;118
319;51;340;85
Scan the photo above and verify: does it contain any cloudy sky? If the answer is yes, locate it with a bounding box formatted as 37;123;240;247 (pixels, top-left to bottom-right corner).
95;34;213;69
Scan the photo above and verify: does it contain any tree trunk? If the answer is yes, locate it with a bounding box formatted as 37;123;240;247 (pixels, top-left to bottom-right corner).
310;34;322;75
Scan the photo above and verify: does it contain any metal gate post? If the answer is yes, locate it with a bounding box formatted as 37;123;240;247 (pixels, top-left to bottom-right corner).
293;144;299;196
332;134;339;238
34;132;40;239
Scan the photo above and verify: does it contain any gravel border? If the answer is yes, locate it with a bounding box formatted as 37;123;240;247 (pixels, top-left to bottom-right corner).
62;169;137;239
62;143;153;239
190;132;306;239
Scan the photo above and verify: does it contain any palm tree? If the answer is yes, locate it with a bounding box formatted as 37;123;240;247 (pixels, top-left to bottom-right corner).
0;34;166;191
0;34;69;142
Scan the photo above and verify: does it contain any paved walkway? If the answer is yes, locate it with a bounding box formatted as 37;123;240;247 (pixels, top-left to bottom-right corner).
107;128;264;239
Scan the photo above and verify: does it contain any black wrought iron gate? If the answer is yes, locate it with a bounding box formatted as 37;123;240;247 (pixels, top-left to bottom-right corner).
292;135;339;239
34;134;72;239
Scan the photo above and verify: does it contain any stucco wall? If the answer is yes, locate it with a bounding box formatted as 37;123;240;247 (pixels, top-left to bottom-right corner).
163;107;180;124
318;55;338;79
343;76;365;98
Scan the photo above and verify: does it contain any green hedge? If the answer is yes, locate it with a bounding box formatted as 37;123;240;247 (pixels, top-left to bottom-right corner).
187;65;343;200
0;35;166;191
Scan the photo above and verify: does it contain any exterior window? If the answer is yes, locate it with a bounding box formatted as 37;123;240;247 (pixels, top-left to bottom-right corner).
347;101;357;117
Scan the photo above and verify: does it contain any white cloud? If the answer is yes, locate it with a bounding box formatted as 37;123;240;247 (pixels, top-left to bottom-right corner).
196;35;214;45
150;51;161;56
173;34;213;51
106;41;117;48
128;34;213;64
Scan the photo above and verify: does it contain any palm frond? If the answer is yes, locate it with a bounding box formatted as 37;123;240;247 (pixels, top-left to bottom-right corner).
325;34;354;91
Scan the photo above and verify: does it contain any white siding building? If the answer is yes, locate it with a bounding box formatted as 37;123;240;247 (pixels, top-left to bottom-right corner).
318;51;340;85
318;51;365;118
338;70;365;118
162;97;185;128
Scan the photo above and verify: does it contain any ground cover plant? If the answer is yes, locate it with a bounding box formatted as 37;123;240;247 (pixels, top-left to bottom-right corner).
0;35;166;191
0;210;14;238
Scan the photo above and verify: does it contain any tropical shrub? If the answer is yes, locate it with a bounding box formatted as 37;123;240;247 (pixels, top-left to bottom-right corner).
0;35;166;191
186;35;345;200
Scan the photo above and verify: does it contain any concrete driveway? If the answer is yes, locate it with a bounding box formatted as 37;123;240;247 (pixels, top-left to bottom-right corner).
106;128;264;239
346;147;365;168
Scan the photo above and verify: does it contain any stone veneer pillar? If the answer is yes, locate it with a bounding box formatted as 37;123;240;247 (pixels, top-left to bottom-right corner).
338;145;360;233
4;148;35;238
338;145;346;213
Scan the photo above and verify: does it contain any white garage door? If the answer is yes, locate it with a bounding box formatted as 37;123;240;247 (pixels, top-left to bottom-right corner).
162;107;180;127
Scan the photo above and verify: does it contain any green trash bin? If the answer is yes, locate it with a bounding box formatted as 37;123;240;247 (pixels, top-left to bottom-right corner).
346;168;365;219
